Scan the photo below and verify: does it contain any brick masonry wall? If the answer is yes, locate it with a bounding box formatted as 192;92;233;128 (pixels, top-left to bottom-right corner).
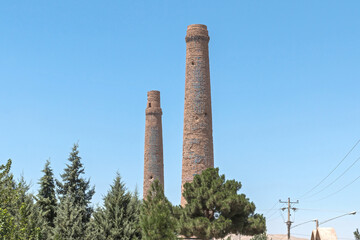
143;90;164;199
181;24;214;206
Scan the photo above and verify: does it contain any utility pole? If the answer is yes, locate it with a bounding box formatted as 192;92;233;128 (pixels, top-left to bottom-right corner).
279;198;299;240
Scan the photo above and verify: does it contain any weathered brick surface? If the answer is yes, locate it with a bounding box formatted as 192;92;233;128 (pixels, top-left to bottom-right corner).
181;24;214;206
143;90;164;199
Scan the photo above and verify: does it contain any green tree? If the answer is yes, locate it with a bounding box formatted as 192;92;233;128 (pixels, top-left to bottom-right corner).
0;160;41;240
14;177;41;240
37;160;57;239
53;194;86;240
0;159;16;212
0;208;15;240
140;180;177;240
354;228;360;240
55;144;95;239
179;168;266;240
87;173;141;240
251;233;268;240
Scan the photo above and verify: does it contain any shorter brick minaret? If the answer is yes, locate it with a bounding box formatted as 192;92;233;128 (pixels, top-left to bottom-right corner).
143;90;164;198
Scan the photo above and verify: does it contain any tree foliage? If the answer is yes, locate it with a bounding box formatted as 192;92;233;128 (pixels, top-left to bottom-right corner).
55;144;95;239
0;159;16;212
37;160;57;238
56;144;95;222
0;160;41;240
53;194;86;240
140;180;177;240
355;228;360;240
251;233;268;240
87;173;141;240
179;168;266;239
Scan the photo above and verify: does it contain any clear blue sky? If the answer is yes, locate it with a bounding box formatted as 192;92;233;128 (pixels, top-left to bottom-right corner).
1;0;360;238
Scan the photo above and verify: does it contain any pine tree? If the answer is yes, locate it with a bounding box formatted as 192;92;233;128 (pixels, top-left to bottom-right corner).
55;143;95;239
140;180;177;240
53;193;86;240
0;208;15;239
14;177;41;240
0;159;18;239
0;160;41;240
126;187;142;239
0;159;16;211
179;168;266;240
37;160;57;238
87;173;141;240
355;228;360;240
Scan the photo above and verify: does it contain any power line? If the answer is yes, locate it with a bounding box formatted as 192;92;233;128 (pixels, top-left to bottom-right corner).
296;208;351;213
306;155;360;199
279;209;286;223
263;201;280;215
267;209;281;220
317;174;360;201
267;211;283;222
299;139;360;199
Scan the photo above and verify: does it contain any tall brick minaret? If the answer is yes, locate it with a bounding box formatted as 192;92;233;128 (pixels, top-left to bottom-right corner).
181;24;214;206
143;90;164;199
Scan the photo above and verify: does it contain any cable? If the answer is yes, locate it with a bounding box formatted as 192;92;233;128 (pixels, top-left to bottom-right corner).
306;155;360;199
291;219;316;229
317;174;360;201
264;201;280;216
299;138;360;199
267;211;283;222
292;209;296;223
267;209;281;220
296;208;350;213
279;209;286;223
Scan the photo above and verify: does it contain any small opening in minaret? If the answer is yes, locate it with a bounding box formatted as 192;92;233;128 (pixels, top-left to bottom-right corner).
204;112;207;116
191;61;195;65
148;103;151;107
150;176;153;180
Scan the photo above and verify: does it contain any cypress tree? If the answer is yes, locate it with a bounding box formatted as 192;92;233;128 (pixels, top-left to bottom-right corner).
37;160;57;238
55;143;95;239
140;180;177;240
88;173;141;240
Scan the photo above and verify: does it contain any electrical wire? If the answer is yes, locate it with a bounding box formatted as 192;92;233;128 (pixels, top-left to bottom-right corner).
266;209;281;220
298;139;360;199
264;201;280;216
266;211;283;222
317;174;360;201
279;209;286;223
306;155;360;199
296;208;350;213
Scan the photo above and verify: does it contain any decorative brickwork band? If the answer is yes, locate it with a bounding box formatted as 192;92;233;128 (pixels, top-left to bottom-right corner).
143;90;164;199
185;35;210;43
181;24;214;206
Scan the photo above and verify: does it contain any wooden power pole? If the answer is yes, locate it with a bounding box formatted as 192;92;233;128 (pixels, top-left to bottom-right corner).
279;198;299;240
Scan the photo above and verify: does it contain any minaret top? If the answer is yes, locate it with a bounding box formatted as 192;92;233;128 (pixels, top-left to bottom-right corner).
186;24;209;42
146;90;162;114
